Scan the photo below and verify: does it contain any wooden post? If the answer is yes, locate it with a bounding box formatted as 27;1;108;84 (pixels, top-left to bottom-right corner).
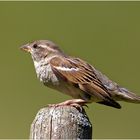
30;106;92;139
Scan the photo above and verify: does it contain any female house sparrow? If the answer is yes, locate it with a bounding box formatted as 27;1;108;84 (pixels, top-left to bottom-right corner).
21;40;140;109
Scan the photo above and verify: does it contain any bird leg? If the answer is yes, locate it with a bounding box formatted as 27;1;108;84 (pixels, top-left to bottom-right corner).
48;99;88;110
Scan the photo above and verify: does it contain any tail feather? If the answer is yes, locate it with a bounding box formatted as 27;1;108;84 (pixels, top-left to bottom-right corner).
116;87;140;103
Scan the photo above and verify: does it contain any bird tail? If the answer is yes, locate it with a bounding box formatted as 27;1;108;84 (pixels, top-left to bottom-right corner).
115;87;140;103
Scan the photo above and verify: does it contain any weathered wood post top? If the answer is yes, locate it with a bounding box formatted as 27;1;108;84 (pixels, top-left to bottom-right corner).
30;106;92;139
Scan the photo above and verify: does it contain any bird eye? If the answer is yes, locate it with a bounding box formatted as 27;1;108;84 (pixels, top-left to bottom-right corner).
33;44;38;49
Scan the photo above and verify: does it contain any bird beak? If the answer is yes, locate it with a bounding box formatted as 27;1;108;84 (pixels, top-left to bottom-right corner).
20;44;31;53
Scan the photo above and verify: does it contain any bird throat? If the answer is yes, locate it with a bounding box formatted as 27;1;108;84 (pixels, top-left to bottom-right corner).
33;59;59;85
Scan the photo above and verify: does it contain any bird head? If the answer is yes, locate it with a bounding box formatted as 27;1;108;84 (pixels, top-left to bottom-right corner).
20;40;63;62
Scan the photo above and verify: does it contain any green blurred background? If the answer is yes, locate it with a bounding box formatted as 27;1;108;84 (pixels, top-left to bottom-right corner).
0;1;140;138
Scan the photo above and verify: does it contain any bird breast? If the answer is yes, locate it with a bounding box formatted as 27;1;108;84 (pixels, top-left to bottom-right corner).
33;61;59;85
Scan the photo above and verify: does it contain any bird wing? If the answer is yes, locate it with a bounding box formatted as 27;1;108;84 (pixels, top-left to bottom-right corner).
50;56;121;109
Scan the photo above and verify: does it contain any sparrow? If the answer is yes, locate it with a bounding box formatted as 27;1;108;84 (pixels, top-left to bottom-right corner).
20;40;140;109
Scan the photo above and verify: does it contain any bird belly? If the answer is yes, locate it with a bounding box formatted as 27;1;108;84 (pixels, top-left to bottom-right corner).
45;81;92;102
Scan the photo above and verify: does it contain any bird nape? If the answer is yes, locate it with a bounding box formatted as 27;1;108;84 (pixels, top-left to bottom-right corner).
20;40;140;109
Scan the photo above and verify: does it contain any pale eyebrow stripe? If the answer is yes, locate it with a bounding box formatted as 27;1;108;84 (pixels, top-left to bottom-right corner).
39;44;58;52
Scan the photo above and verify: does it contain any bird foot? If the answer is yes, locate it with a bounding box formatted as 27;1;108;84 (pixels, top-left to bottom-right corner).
48;99;88;111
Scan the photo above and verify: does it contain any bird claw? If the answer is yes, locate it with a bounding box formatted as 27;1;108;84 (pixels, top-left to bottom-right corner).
47;99;87;112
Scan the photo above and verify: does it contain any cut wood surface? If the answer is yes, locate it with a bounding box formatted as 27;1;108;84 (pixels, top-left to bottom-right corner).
30;106;92;139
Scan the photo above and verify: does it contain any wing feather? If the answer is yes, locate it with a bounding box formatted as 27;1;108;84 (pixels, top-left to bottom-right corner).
50;56;121;109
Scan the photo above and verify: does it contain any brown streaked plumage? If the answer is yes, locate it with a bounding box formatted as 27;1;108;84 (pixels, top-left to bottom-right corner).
20;40;140;109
